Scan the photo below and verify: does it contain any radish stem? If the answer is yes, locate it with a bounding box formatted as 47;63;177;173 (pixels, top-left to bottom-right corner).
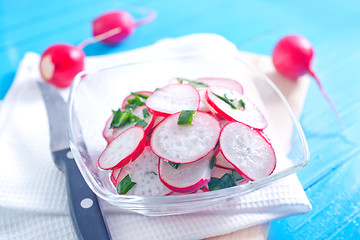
77;27;122;50
307;67;344;127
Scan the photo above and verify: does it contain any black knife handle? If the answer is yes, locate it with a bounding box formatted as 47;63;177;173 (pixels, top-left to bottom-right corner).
53;148;112;240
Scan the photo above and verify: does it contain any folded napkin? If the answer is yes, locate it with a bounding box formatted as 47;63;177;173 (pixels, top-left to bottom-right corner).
0;34;311;240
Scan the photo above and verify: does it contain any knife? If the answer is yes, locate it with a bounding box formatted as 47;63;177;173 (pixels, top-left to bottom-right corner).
37;81;112;240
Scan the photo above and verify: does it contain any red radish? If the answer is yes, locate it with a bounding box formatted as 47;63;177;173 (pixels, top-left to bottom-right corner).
150;111;220;164
198;88;218;114
196;77;244;94
110;167;122;186
272;35;341;123
214;151;235;170
102;114;115;143
39;44;85;88
102;105;155;143
211;166;232;179
98;126;146;170
92;9;156;45
145;84;200;117
219;122;276;181
205;87;267;130
153;116;165;128
158;152;212;193
116;146;171;196
92;11;135;45
121;91;153;109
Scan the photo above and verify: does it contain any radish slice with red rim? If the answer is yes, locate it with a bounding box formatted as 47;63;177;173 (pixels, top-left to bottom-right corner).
211;166;232;178
145;84;200;117
150;111;221;164
116;146;171;196
102;114;115;143
98;126;146;170
158;152;212;193
205;87;267;130
111;166;122;186
214;151;235;170
219;122;276;181
196;77;244;94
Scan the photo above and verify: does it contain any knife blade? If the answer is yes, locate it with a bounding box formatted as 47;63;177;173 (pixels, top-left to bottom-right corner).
37;81;112;240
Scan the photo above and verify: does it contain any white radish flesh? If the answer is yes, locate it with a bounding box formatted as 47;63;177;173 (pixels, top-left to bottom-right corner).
158;152;212;193
150;111;220;164
145;84;200;117
214;151;235;170
98;126;146;170
116;146;171;196
220;122;276;181
196;77;244;94
205;87;267;130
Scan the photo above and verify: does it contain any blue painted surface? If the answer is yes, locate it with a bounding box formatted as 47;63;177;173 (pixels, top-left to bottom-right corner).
1;1;360;239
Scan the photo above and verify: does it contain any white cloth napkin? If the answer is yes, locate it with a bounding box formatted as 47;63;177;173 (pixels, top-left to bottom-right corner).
0;34;311;240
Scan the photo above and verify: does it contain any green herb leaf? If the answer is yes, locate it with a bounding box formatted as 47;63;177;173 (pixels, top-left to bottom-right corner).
142;108;150;118
131;92;149;99
209;156;217;169
176;78;209;88
177;110;196;125
125;95;145;110
212;92;238;109
208;173;236;191
135;119;148;128
117;174;136;194
110;108;143;129
232;170;244;182
111;109;131;128
239;99;246;109
168;161;180;169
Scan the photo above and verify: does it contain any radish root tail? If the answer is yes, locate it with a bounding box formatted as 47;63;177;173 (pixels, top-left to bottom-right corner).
308;68;345;128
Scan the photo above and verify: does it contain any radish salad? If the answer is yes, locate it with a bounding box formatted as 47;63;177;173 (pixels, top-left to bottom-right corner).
98;77;277;196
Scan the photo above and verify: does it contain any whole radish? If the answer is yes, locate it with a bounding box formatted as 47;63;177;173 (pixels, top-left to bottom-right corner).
92;10;156;45
272;35;342;124
39;44;85;88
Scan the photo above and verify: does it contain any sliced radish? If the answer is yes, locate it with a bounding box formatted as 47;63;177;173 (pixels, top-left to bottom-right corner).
198;88;217;114
205;87;267;130
145;84;200;117
214;151;235;170
219;122;276;181
153;116;165;128
196;77;244;94
150;111;220;164
116;146;171;196
102;114;115;143
158;152;212;193
98;126;146;170
110;167;122;186
211;166;233;179
121;91;153;109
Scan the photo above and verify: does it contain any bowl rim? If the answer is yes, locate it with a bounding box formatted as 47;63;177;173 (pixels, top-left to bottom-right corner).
66;53;310;211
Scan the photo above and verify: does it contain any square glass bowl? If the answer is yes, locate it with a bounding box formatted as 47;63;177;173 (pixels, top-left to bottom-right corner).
67;54;309;216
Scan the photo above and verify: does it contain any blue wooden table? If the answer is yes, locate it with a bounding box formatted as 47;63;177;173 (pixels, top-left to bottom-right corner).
1;1;360;239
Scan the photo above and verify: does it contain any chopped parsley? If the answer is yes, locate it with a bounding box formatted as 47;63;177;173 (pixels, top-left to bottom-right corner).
177;110;196;125
212;92;238;109
117;174;136;194
177;78;209;88
110;108;147;129
208;173;237;191
168;161;180;169
209;156;217;169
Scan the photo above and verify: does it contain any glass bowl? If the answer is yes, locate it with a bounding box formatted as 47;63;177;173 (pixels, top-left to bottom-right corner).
67;54;309;216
